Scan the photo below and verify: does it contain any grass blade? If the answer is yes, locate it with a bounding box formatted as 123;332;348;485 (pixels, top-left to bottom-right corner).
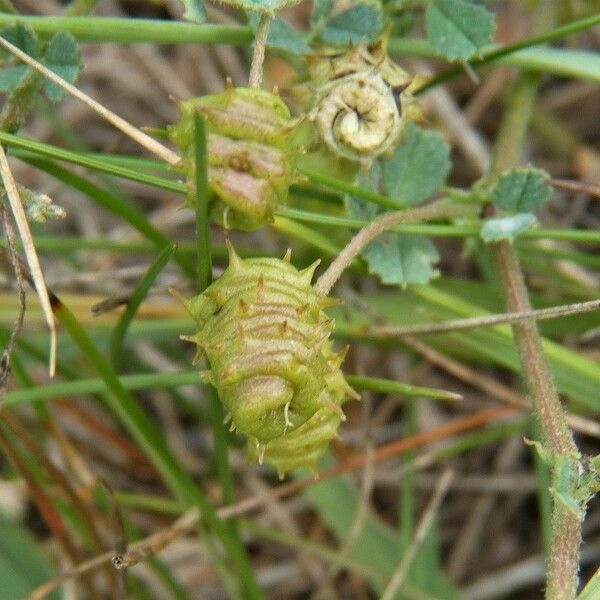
110;244;176;368
50;294;263;598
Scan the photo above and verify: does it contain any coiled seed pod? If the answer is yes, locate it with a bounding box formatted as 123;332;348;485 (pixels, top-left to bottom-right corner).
175;244;359;478
168;86;307;231
308;39;418;164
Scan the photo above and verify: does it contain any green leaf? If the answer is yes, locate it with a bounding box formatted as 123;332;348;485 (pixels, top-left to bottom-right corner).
362;232;440;286
0;24;40;59
425;0;496;61
491;166;552;213
249;13;310;55
0;24;39;93
0;65;30;92
480;213;538;242
178;0;207;22
0;515;60;600
42;31;80;102
319;1;384;46
311;0;334;26
381;122;451;205
346;165;440;287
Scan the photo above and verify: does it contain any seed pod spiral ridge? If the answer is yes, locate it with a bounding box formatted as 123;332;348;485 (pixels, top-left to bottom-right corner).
176;244;358;478
308;40;417;163
168;86;307;231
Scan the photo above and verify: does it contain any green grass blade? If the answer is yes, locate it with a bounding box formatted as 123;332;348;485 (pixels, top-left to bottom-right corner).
279;208;600;243
345;375;461;402
299;167;407;210
578;567;600;600
194;114;211;293
51;296;263;599
20;156;194;275
0;15;253;45
110;244;176;368
3;371;458;406
404;13;600;92
0;131;185;193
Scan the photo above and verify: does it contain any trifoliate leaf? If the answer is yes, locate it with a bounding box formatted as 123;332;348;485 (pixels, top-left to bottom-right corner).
491;167;551;213
0;25;39;93
425;0;495;61
178;0;207;22
480;213;537;243
42;32;80;102
319;2;384;46
249;13;310;55
381;122;451;205
346;164;440;287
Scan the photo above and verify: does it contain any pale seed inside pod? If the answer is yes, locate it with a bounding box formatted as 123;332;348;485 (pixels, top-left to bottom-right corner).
315;72;401;163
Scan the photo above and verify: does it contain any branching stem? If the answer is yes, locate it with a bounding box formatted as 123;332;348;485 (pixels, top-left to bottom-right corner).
314;201;473;296
362;299;600;337
490;60;582;600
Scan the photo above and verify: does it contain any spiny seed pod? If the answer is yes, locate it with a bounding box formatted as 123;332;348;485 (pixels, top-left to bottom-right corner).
174;244;359;478
168;86;307;231
308;39;420;164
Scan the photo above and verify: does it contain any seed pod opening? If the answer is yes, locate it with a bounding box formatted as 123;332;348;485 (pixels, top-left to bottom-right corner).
175;244;359;478
307;39;419;164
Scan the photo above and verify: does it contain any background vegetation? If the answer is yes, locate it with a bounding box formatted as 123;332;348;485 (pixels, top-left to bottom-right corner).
0;0;599;599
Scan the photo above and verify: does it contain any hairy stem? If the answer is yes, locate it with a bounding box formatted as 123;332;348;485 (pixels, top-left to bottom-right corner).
490;55;581;600
363;299;600;337
248;14;270;88
314;201;473;296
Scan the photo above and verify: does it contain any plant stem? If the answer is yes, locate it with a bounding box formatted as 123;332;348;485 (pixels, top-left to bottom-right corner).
0;145;57;377
0;15;254;45
314;201;473;295
248;14;270;88
0;34;180;165
412;12;600;93
489;52;582;600
363;299;600;338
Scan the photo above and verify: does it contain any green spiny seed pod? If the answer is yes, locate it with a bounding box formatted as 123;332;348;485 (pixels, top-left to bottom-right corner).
168;85;307;231
174;243;359;478
307;39;420;164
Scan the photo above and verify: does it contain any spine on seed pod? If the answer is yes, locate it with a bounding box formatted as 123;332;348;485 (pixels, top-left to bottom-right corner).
172;243;359;478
